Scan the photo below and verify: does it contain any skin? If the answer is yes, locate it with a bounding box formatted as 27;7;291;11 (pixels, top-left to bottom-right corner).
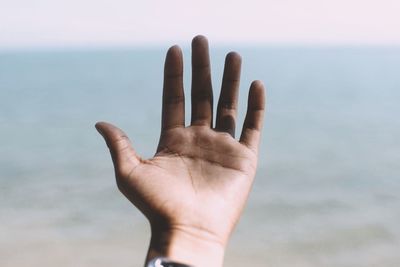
96;35;266;267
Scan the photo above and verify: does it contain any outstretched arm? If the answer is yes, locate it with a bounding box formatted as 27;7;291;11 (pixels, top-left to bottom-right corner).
96;35;266;267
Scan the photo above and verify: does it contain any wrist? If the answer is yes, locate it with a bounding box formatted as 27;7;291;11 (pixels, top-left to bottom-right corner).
146;224;226;267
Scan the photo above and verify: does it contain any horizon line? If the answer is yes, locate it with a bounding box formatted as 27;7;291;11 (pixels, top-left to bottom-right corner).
1;41;400;53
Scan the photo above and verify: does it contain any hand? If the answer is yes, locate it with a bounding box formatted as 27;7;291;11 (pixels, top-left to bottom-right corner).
96;35;266;267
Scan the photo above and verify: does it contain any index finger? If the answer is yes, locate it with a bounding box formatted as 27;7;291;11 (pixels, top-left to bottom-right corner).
161;45;185;131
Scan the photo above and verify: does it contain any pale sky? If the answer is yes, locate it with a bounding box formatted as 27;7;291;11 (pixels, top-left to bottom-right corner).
1;0;400;48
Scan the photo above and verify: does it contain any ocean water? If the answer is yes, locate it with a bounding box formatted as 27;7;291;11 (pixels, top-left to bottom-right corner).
0;46;399;267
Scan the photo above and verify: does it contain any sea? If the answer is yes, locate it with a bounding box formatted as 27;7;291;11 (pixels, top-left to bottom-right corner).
0;46;399;267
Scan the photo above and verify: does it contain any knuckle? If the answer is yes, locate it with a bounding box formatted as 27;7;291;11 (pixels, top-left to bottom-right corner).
219;100;237;110
164;94;184;105
192;90;213;102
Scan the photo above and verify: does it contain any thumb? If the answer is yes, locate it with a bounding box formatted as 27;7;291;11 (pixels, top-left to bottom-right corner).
95;121;141;177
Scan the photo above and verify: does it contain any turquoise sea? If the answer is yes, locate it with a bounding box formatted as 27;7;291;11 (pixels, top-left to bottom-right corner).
0;46;399;266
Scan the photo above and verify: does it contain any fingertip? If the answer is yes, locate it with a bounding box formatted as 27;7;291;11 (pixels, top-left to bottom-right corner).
226;51;242;63
250;80;265;91
94;121;122;139
95;121;107;135
164;45;183;77
192;35;209;48
224;52;242;75
192;34;208;42
249;80;266;106
239;81;266;150
167;45;182;57
95;121;101;129
95;122;139;175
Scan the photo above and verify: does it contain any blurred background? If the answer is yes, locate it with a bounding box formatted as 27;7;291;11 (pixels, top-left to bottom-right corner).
0;0;399;266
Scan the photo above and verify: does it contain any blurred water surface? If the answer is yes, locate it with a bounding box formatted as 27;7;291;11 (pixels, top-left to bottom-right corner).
0;46;399;267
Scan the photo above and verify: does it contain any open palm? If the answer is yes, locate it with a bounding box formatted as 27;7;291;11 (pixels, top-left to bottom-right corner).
96;36;265;266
